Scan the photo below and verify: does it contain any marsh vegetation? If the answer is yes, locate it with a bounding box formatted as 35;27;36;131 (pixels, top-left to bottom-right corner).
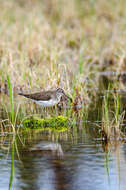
1;0;126;189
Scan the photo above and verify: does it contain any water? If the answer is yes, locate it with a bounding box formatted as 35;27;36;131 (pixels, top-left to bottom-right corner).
0;128;126;190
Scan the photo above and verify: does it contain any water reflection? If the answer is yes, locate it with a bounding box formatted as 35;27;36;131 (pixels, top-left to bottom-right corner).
0;129;126;190
30;142;64;157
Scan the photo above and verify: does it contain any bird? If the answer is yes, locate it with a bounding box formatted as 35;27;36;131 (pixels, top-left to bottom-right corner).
18;88;72;107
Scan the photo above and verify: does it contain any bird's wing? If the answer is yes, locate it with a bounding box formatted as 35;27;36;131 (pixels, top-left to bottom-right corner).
18;92;51;101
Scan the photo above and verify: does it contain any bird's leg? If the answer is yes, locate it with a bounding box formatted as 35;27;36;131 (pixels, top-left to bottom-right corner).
43;107;47;118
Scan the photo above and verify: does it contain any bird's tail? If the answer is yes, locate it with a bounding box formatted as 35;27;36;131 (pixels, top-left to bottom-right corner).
18;92;31;99
18;92;27;97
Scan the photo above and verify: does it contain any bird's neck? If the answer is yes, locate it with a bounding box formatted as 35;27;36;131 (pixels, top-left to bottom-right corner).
56;94;62;101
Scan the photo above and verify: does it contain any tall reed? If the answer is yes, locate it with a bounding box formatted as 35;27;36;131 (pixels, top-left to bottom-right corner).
103;91;110;126
114;93;120;124
7;74;14;124
7;75;15;132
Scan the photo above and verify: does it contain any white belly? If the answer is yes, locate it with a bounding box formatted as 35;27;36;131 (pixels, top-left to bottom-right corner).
34;99;59;107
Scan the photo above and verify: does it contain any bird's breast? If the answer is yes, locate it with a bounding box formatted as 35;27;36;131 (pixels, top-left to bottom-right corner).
35;99;59;107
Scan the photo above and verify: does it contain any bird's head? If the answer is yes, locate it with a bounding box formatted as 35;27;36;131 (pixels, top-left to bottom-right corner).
56;88;72;102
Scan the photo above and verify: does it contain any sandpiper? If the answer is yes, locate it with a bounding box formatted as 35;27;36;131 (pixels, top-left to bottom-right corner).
18;88;72;107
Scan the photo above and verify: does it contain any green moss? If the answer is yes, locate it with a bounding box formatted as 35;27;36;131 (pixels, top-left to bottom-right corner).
23;116;70;132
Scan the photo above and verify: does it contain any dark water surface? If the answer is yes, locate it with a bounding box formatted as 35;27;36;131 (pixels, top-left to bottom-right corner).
0;128;126;190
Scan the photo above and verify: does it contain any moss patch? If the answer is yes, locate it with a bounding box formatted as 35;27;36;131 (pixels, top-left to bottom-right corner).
23;116;70;132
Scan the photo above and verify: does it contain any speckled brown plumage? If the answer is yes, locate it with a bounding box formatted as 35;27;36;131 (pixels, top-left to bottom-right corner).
18;88;72;103
18;90;56;101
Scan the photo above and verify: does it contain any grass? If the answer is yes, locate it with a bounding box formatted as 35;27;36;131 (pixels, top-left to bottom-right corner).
101;88;125;140
0;0;125;95
7;75;14;124
103;93;109;126
114;92;120;124
1;75;23;133
0;2;125;181
0;0;126;140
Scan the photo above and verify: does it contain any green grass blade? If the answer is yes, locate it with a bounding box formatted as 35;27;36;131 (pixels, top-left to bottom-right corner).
7;75;14;124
